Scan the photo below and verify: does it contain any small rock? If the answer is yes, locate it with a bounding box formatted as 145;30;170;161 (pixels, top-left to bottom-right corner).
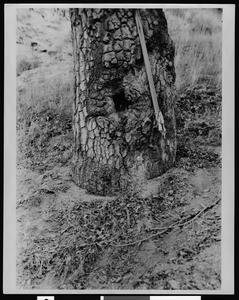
168;279;180;290
135;283;149;289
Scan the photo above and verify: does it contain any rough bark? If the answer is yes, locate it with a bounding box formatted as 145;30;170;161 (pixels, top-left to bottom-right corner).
70;8;177;195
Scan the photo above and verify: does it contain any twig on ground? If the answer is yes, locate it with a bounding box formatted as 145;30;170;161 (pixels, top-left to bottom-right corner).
60;225;73;234
167;212;178;219
178;198;219;228
113;198;220;247
113;227;171;247
126;208;130;227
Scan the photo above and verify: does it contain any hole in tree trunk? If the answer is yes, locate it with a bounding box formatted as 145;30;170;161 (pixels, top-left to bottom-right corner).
113;89;131;112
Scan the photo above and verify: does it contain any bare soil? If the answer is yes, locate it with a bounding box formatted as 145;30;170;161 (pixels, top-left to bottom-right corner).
16;150;221;290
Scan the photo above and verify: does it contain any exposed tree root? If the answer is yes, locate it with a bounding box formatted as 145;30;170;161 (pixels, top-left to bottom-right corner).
113;197;220;247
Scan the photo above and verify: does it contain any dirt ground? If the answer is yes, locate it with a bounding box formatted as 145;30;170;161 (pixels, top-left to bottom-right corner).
16;153;221;290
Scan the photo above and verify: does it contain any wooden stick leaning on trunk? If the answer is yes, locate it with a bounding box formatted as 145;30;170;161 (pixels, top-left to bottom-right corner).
135;10;166;138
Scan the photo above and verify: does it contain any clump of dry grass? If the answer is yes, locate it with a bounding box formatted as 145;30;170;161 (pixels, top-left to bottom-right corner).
17;55;40;76
165;8;222;90
17;70;73;125
17;69;74;167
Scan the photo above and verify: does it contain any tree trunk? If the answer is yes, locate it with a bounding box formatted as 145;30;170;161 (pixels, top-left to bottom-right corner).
70;8;177;195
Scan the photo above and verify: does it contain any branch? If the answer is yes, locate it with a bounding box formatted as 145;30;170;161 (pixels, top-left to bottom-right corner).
113;198;220;247
135;10;166;137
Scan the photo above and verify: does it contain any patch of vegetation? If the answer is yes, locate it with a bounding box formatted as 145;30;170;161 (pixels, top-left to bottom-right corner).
165;8;222;90
17;72;74;169
175;85;221;168
17;55;40;76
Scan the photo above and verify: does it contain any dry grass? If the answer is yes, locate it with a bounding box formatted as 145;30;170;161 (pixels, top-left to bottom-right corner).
165;8;222;90
17;71;73;123
17;68;74;168
17;55;40;76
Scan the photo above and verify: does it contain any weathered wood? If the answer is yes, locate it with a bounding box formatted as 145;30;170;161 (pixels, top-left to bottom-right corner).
135;10;166;138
